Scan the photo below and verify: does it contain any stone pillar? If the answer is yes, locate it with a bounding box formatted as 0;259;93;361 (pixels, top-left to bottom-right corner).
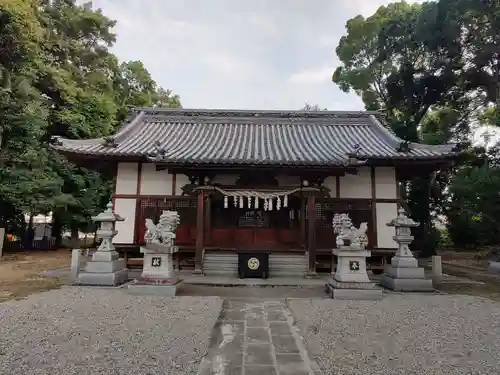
380;208;433;291
432;255;442;287
70;249;82;283
76;202;128;286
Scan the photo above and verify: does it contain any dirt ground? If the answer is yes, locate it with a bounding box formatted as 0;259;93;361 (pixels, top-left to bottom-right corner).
0;249;72;302
439;250;492;269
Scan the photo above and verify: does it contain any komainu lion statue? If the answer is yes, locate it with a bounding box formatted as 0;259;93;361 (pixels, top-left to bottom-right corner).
332;213;368;248
144;210;180;245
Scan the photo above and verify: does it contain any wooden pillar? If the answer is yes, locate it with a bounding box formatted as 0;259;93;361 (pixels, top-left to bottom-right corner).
307;195;317;276
300;194;306;248
194;190;204;274
204;194;211;246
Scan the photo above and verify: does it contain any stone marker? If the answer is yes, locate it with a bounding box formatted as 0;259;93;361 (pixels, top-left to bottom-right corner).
326;213;383;300
128;210;183;296
488;261;500;274
380;208;433;292
432;255;442;287
70;249;82;283
76;202;128;286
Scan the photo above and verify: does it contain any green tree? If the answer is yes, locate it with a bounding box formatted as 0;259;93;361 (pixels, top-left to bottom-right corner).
0;0;63;240
0;0;182;248
332;1;468;254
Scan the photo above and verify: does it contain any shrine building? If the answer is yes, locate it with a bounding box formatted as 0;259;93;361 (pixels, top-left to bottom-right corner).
53;108;459;276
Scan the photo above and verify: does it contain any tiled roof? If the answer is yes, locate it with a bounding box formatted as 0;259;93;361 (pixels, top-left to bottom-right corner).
52;108;460;166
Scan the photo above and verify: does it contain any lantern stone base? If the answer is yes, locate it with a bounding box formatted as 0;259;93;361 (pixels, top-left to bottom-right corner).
75;252;128;286
380;256;433;292
127;277;183;296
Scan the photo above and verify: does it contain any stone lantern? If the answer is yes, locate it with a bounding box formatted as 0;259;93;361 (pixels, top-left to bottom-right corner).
76;202;128;286
380;207;433;291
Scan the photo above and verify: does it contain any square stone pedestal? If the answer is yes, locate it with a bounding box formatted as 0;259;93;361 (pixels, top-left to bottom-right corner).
325;247;383;300
488;261;500;275
127;244;183;296
127;277;183;296
380;256;433;292
76;250;128;286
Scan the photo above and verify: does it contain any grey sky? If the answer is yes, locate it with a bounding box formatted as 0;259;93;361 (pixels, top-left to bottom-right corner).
84;0;424;110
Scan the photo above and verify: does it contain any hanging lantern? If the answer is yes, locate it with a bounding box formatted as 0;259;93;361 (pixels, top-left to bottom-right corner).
284;194;288;208
276;197;281;210
239;196;244;208
224;195;228;208
254;196;259;209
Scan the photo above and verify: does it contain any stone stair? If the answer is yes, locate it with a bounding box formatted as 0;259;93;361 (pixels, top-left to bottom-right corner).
202;251;308;277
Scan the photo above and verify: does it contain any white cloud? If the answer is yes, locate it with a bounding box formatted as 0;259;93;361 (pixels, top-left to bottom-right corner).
79;0;425;110
288;67;334;85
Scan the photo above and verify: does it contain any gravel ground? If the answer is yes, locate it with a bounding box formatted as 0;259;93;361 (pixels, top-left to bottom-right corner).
0;287;222;375
288;295;500;375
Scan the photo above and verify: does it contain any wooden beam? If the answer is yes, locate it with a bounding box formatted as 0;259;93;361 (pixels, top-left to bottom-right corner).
194;190;205;274
307;195;317;276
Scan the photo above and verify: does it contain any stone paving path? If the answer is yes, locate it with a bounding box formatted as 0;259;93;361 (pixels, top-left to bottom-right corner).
198;299;320;375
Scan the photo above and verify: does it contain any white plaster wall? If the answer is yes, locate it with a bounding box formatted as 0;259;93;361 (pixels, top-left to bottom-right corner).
339;167;371;199
115;163;138;195
113;198;136;244
375;167;397;199
140;163;173;195
376;202;398;248
323;176;337;197
175;174;190;195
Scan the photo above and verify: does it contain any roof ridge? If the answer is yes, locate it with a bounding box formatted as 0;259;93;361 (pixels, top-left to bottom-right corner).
135;107;382;119
144;117;373;126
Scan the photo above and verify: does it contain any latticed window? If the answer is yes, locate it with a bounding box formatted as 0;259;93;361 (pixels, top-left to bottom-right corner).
138;198;197;227
307;198;374;248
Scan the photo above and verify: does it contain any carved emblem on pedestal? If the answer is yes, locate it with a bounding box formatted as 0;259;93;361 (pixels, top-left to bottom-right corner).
349;261;360;271
151;257;162;267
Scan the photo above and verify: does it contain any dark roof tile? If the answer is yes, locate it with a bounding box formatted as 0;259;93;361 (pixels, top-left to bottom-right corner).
53;108;459;165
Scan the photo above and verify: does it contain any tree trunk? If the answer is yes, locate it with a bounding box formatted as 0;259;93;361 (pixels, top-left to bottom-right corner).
24;213;35;249
51;211;63;248
70;226;79;249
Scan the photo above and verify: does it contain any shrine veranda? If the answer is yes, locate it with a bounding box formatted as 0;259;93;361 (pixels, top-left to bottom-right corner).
53;108;460;276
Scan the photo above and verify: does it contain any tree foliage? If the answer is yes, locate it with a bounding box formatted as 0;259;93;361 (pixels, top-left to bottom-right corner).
0;0;181;245
332;0;500;252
